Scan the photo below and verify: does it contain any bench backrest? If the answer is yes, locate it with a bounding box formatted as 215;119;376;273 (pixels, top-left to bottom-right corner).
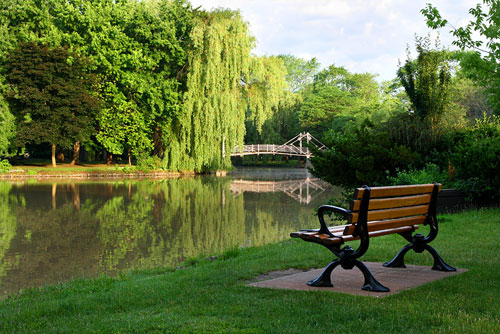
343;184;441;236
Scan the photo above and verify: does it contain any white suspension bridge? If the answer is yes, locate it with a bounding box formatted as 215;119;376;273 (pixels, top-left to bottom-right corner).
231;132;326;158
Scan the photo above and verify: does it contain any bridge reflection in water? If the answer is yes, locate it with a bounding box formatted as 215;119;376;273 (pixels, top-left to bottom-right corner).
230;178;329;204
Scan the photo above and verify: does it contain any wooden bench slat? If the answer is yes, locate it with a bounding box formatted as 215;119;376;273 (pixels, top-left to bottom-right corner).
349;205;429;223
291;224;349;239
342;215;427;235
354;184;440;199
350;194;432;211
316;225;419;245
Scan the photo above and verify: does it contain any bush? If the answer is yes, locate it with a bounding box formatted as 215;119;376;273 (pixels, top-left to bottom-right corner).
0;159;11;173
310;122;420;188
450;116;500;200
136;155;162;172
387;163;451;187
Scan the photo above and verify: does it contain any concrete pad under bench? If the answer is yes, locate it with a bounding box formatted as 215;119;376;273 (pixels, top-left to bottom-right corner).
248;262;467;297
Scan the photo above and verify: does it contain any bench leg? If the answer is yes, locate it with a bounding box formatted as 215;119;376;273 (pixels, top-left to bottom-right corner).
307;259;341;287
384;243;456;272
383;244;413;268
424;245;456;272
307;259;390;292
354;260;390;292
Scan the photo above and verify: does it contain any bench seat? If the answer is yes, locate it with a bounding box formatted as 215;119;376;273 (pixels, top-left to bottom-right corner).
292;224;419;245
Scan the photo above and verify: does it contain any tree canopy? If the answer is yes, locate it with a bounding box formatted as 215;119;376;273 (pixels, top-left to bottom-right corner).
422;1;500;112
4;42;100;166
397;36;452;125
0;0;289;170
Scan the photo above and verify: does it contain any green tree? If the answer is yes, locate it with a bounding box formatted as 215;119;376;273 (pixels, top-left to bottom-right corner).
0;1;289;170
245;55;319;144
397;36;451;126
96;100;153;165
166;9;288;171
310;121;420;188
422;1;500;112
4;42;100;167
298;65;381;138
0;0;193;164
277;55;320;93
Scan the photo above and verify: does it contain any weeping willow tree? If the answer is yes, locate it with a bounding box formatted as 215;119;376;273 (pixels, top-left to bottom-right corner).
246;56;290;133
163;9;288;171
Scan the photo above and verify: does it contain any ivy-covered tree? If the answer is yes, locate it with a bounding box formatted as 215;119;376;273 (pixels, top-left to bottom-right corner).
4;42;100;167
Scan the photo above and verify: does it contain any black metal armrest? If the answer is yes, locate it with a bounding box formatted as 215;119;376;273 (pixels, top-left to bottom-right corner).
317;205;351;237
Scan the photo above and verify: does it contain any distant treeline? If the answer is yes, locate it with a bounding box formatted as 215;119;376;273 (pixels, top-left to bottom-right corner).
0;0;289;170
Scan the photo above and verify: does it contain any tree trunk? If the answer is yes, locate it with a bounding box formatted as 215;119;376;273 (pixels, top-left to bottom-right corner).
70;141;80;165
51;144;57;167
153;125;163;157
106;152;113;165
128;149;132;166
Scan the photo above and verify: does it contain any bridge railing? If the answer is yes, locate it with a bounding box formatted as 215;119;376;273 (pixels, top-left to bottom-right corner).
231;144;311;157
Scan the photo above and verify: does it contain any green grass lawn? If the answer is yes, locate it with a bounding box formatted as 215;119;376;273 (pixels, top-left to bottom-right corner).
1;208;499;333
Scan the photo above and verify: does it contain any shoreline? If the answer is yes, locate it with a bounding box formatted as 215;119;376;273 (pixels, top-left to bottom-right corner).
0;168;229;180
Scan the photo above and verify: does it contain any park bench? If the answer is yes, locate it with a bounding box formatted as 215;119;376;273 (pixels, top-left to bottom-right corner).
290;183;456;292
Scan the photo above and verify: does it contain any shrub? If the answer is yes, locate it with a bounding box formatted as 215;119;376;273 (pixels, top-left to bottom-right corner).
310;122;420;188
0;159;11;173
387;163;451;187
136;155;162;172
450;116;500;200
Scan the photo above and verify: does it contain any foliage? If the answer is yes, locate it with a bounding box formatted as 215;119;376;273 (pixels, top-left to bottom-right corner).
397;36;452;125
276;54;320;93
0;96;15;156
447;62;493;122
450;115;500;200
0;159;11;173
422;1;500;112
0;0;290;170
247;56;289;132
298;64;399;139
135;155;162;172
387;163;451;187
3;42;100;164
310;122;420;188
166;10;288;171
166;9;252;171
0;0;194;163
245;55;317;145
96;100;153;159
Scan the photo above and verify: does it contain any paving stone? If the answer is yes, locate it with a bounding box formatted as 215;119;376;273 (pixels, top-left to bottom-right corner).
248;262;467;297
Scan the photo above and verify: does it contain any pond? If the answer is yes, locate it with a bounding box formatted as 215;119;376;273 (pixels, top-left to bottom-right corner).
0;167;337;297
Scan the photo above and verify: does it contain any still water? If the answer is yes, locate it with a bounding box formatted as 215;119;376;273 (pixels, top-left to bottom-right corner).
0;168;336;297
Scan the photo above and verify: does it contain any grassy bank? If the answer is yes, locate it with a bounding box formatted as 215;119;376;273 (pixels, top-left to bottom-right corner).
1;208;499;333
1;160;197;178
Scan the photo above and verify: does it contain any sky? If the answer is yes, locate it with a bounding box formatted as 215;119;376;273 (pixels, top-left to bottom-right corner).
189;0;482;82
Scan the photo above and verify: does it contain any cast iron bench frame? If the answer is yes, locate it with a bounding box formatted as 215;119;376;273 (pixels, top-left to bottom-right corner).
290;183;456;292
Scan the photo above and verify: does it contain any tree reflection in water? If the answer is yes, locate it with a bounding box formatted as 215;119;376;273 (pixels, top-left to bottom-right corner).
0;174;334;297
